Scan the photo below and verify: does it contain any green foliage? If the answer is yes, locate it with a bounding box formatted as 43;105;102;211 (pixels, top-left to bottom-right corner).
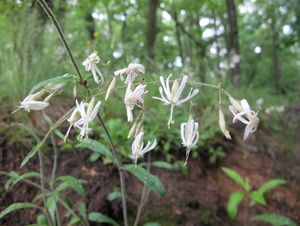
227;191;245;220
0;203;42;219
88;212;120;226
76;138;114;162
208;147;225;164
252;213;297;226
107;191;122;202
222;167;287;220
55;176;85;196
123;164;165;196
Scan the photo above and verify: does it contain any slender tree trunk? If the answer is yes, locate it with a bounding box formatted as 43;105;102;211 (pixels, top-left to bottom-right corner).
270;17;281;88
226;0;240;88
85;13;95;40
146;0;159;60
173;10;185;66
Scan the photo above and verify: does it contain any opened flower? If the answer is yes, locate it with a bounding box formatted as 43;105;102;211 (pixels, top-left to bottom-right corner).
153;74;199;128
73;97;101;140
114;62;145;84
130;131;157;167
124;83;147;122
229;98;259;140
181;116;199;165
82;51;104;84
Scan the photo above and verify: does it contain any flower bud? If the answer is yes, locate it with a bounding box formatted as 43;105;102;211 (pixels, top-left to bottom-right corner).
219;109;231;140
87;97;96;116
229;96;243;112
105;76;116;101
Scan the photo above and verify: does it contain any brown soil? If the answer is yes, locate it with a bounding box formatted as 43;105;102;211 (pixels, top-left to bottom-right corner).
0;105;300;226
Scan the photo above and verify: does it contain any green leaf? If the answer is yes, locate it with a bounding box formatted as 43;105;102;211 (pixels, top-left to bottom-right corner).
152;161;174;170
258;179;287;195
77;202;87;219
249;191;267;206
29;74;76;94
89;152;101;162
68;216;81;226
21;142;43;167
107;191;122;202
10;172;40;189
47;192;58;222
88;212;119;226
14;123;41;142
37;214;47;226
252;213;297;226
123;164;165;196
0;203;42;219
76;139;114;162
222;167;245;189
227;191;245;220
55;176;85;196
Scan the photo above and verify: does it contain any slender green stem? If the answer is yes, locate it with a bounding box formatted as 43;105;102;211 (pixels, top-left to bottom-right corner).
38;151;53;226
36;1;128;225
168;105;174;129
37;0;84;84
50;133;61;226
133;153;151;226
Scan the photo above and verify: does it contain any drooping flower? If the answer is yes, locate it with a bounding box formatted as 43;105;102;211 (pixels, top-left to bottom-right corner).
82;51;104;84
73;97;101;140
124;83;147;122
130;132;157;167
12;90;52;113
219;109;231;140
153;74;199;128
180;116;199;165
114;62;145;84
229;98;259;140
64;104;85;142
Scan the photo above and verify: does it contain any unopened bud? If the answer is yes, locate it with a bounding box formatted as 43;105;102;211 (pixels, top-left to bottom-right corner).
87;97;96;116
219;109;231;140
229;96;243;112
105;76;116;101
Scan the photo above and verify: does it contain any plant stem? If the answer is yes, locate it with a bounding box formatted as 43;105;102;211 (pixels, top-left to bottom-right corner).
37;0;84;84
133;153;151;226
50;133;61;226
38;151;53;226
168;105;174;129
37;1;128;225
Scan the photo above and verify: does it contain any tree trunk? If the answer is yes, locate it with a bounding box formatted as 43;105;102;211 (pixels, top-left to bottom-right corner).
173;10;185;66
146;0;159;60
270;17;281;88
226;0;240;88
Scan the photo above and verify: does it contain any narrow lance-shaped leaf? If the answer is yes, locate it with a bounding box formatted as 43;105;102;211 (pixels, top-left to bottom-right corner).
222;167;246;189
227;191;245;220
29;74;76;94
76;139;114;162
123;164;165;196
252;213;297;226
0;203;43;219
257;179;287;196
55;176;85;196
88;212;120;226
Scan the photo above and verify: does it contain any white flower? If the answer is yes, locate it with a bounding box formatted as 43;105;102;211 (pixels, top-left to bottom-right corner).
82;51;104;84
124;83;147;122
229;99;259;140
114;62;145;84
153;74;199;128
180;116;199;165
12;90;51;113
74;97;101;140
130;132;157;167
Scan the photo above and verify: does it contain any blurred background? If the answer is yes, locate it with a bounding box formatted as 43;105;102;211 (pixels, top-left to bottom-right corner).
0;0;299;225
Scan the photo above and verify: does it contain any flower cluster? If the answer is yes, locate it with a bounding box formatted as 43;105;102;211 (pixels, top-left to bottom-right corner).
14;50;260;168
